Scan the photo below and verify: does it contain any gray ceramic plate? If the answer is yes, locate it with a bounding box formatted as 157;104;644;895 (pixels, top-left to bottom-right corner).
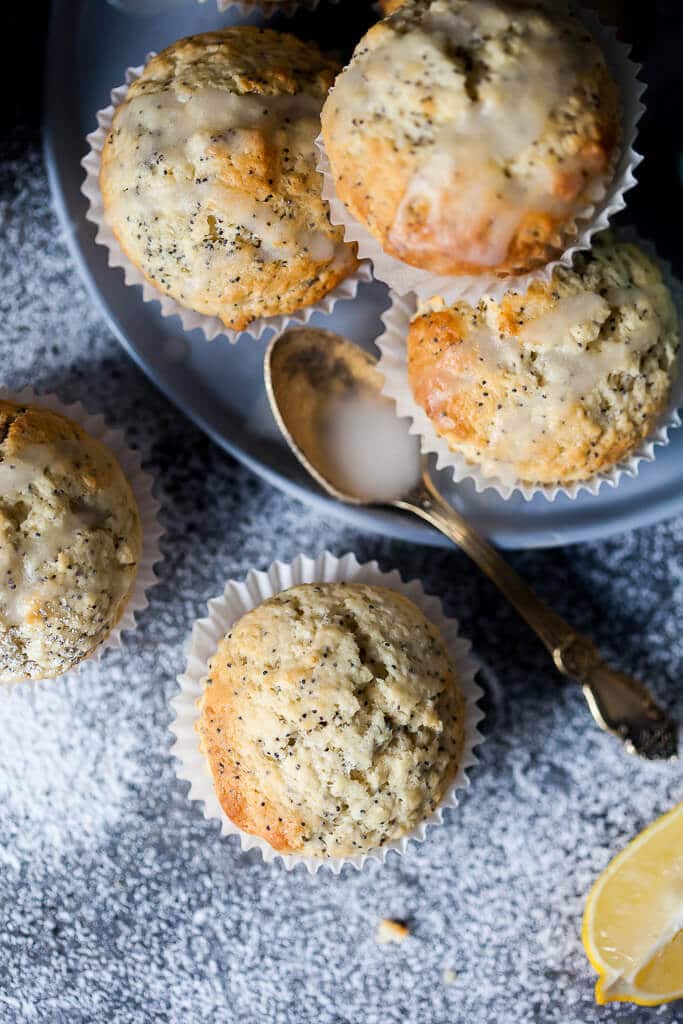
44;0;683;549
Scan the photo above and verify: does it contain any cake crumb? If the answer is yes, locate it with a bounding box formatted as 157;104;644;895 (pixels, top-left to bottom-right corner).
443;968;457;985
377;919;410;944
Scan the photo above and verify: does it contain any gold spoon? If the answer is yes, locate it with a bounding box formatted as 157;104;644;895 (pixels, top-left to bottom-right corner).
265;326;678;761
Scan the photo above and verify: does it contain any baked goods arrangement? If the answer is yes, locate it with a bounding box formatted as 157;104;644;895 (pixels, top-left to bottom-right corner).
81;0;677;500
5;0;676;892
5;0;683;1011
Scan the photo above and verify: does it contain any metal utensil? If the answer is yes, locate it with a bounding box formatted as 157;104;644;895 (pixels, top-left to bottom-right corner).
265;326;678;760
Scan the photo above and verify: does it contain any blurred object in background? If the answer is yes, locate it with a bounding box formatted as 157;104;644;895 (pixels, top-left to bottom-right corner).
376;0;626;24
592;0;625;28
105;0;187;12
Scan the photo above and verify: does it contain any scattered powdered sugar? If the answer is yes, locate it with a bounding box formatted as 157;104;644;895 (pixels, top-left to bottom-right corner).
1;138;683;1023
0;668;144;868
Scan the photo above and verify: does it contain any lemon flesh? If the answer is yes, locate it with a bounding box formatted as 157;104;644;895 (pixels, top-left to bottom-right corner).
582;801;683;1006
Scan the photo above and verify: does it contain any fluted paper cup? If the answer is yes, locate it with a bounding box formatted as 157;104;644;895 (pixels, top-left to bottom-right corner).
376;234;683;501
318;5;644;306
0;388;164;691
81;56;370;344
170;551;484;874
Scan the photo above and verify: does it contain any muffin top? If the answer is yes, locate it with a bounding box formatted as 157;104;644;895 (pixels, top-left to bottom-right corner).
322;0;619;276
0;403;142;683
199;582;466;858
100;28;357;331
408;236;679;485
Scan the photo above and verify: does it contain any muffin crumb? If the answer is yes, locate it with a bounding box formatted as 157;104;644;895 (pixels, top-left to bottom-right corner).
377;919;411;944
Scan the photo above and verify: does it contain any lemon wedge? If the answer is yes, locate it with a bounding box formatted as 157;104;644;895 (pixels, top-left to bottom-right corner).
583;801;683;1005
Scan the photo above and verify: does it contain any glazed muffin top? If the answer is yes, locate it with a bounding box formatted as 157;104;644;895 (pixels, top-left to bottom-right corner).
198;582;466;858
408;236;679;486
322;0;619;276
100;28;357;331
0;403;142;683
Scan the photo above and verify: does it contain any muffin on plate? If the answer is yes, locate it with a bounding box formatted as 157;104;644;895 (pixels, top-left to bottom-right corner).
407;236;679;486
322;0;619;277
198;582;466;858
0;403;142;683
100;28;357;332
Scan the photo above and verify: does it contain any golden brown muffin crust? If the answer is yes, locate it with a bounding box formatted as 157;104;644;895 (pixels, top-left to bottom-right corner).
128;28;336;99
101;27;358;331
322;0;619;276
0;402;142;683
198;583;466;858
407;237;679;485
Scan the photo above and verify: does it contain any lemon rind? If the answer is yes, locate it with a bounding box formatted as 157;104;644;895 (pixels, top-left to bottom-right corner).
582;801;683;1007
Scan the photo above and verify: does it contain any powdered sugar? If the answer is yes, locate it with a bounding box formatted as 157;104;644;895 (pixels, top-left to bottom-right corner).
0;670;144;867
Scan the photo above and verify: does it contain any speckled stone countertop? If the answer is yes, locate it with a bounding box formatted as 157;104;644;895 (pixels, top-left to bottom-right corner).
1;131;683;1024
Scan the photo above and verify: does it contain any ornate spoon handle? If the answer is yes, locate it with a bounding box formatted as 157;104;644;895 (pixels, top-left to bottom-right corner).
395;474;677;760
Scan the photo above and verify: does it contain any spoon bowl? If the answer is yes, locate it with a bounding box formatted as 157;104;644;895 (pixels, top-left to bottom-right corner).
265;327;422;506
266;327;379;505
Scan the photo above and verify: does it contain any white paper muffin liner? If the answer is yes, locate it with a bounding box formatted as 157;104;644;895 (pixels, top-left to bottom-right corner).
81;56;371;344
0;388;163;691
170;551;485;874
376;232;683;502
317;5;644;306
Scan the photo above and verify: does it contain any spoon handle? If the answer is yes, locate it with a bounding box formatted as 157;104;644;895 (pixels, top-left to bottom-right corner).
395;474;677;759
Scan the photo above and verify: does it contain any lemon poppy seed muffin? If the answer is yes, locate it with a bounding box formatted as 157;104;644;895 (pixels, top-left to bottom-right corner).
322;0;619;276
198;583;466;858
0;403;142;683
100;28;358;331
407;236;679;486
